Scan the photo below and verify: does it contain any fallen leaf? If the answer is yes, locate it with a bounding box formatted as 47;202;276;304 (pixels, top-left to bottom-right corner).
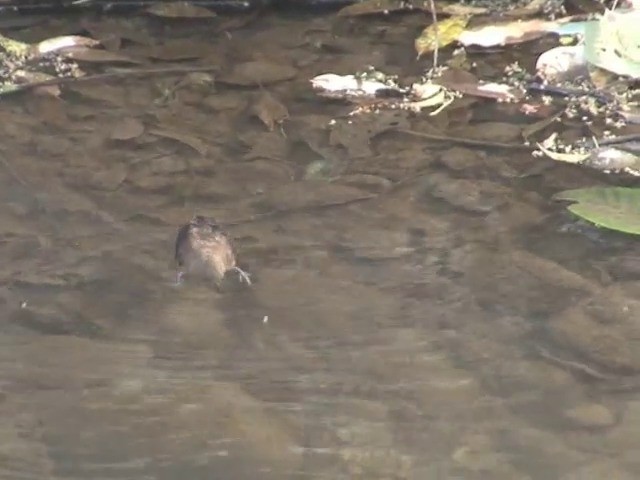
149;128;208;155
415;16;470;58
110;117;145;141
250;90;289;131
145;2;216;18
35;35;100;55
220;60;297;86
584;9;640;78
459;19;555;47
554;187;640;235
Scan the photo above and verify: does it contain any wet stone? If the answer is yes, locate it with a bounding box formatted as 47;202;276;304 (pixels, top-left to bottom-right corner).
438;147;485;171
220;60;297;86
605;254;640;280
451;121;523;143
605;400;640;469
423;173;508;213
451;433;527;478
548;282;640;372
202;93;247;112
88;165;128;191
564;403;616;429
560;461;636;480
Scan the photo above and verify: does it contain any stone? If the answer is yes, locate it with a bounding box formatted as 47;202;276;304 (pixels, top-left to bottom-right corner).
564;403;616;428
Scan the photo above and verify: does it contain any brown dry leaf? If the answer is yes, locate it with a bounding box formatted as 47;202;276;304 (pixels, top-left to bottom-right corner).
110;117;145;141
62;47;145;64
250;90;289;131
220;61;297;86
337;0;411;16
149;128;208;155
146;2;215;18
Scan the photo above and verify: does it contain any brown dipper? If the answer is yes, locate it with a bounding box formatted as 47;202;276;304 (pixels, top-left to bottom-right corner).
174;215;251;287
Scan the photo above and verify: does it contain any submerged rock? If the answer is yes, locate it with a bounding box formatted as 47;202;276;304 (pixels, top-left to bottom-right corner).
564;403;616;429
548;282;640;372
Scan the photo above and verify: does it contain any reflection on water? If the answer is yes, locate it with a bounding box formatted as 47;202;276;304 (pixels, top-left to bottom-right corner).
1;10;640;480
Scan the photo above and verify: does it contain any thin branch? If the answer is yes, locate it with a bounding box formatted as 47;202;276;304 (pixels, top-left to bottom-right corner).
396;128;533;150
1;64;219;96
428;0;439;70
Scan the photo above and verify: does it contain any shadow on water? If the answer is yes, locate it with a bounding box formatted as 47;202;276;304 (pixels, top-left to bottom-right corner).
1;8;640;480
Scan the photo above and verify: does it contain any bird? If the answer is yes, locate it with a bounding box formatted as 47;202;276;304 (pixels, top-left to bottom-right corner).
174;215;251;288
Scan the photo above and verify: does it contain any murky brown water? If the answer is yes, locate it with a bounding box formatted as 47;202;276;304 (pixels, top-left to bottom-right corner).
2;10;640;480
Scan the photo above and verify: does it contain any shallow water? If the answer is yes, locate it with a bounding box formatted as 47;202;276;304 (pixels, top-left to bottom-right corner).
1;9;640;480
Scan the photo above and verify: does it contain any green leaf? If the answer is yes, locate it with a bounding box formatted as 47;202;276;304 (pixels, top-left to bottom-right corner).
554;187;640;235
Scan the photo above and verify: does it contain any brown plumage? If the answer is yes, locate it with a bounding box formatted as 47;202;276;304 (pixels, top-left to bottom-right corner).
174;215;251;287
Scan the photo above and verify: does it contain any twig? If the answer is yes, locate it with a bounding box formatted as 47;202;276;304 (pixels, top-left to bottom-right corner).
534;345;613;381
396;128;533;150
0;149;29;189
428;0;439;69
2;64;219;96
